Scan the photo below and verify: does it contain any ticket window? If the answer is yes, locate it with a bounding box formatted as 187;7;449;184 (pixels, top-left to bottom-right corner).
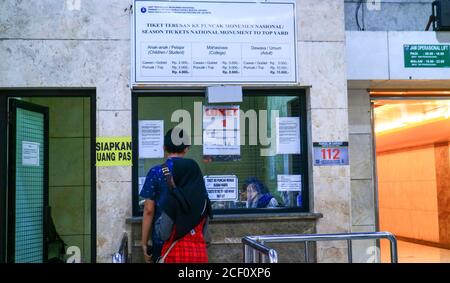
132;90;308;215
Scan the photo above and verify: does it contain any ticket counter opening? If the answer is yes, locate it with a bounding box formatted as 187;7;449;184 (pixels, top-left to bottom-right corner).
131;90;309;216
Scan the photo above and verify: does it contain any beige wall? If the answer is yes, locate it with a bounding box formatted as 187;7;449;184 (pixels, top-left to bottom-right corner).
0;0;351;262
299;0;351;262
377;145;440;243
347;89;377;262
0;0;132;262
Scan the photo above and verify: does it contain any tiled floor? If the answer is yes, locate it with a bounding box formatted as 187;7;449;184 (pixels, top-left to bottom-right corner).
380;240;450;263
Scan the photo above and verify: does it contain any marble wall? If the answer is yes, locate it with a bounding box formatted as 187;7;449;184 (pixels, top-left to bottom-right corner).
438;145;450;247
377;142;450;248
1;0;353;262
347;89;378;262
298;0;352;263
344;0;433;31
0;0;132;263
378;145;440;243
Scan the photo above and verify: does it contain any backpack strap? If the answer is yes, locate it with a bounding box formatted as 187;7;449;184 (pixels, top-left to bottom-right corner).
157;239;179;263
162;161;209;218
161;163;176;190
162;163;190;213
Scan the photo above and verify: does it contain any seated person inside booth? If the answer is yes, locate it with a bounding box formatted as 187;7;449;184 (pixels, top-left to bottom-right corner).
243;177;279;208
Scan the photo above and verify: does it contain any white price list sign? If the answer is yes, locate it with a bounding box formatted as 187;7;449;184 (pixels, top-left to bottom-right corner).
133;0;297;84
204;175;238;201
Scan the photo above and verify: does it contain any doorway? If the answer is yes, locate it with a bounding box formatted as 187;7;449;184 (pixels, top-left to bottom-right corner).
372;98;450;263
0;90;96;263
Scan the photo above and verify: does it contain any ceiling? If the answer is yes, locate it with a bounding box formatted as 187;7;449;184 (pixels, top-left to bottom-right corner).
374;100;450;152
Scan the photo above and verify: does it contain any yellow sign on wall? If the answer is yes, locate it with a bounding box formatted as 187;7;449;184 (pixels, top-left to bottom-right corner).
96;137;132;166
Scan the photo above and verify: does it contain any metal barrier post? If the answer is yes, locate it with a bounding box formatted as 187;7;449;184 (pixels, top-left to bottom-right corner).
304;241;309;263
261;241;265;263
389;236;398;263
242;232;398;264
112;232;128;263
347;240;353;263
268;249;278;263
244;244;252;263
242;237;278;263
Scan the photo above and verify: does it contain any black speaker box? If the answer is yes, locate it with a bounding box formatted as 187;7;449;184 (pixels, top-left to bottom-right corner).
434;0;450;31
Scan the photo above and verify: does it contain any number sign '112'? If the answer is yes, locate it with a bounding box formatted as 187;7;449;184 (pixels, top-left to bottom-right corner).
321;148;341;160
313;142;349;166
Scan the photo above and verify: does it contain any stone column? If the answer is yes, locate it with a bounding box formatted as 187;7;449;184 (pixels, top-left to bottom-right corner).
95;40;132;262
297;0;351;262
434;142;450;248
348;89;378;262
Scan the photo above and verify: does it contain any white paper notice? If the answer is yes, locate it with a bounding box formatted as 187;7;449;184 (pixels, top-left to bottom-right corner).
204;175;238;201
276;117;300;154
22;141;40;166
139;120;164;158
277;175;302;192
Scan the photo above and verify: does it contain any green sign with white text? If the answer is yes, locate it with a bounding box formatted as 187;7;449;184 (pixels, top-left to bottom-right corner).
404;44;450;68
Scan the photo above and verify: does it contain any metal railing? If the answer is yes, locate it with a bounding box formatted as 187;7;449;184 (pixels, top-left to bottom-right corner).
242;231;398;263
112;232;129;263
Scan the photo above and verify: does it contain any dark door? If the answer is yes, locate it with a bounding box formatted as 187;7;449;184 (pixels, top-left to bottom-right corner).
7;99;49;263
